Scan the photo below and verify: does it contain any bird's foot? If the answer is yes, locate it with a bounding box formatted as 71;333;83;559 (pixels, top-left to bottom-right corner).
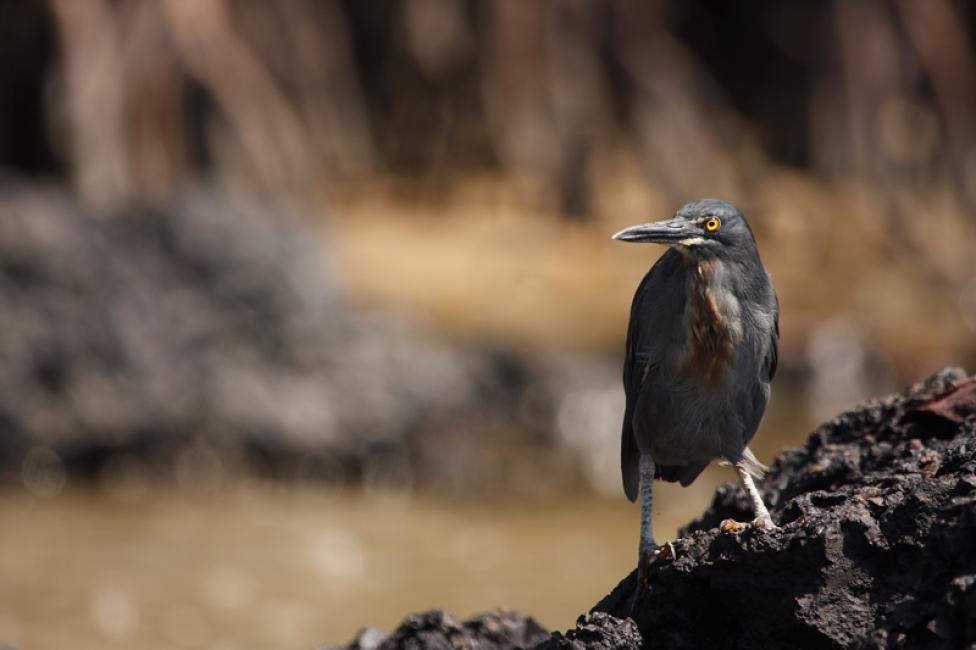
720;517;777;534
655;541;675;561
719;518;747;533
752;515;777;530
634;542;674;594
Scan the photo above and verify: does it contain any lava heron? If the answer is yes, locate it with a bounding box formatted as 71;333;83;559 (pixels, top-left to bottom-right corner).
612;198;779;586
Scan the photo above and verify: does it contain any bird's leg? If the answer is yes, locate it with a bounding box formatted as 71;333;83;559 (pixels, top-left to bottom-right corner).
637;454;657;590
734;463;776;529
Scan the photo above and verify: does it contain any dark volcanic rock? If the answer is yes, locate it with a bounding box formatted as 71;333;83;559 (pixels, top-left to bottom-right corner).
329;610;640;650
534;612;641;650
324;610;550;650
596;367;976;649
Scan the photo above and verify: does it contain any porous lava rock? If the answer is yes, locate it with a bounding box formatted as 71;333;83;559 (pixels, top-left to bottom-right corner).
533;612;642;650
324;610;550;650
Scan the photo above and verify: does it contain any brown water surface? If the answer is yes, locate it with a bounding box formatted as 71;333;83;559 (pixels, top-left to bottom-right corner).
0;476;738;650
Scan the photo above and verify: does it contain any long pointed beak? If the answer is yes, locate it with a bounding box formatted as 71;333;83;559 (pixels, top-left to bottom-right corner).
611;217;693;244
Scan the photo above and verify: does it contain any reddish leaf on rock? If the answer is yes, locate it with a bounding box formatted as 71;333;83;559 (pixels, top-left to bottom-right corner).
909;377;976;423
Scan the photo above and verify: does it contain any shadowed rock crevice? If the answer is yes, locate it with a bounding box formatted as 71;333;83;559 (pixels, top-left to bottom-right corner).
329;368;976;649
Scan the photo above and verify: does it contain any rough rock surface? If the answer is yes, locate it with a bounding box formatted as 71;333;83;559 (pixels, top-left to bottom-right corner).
330;368;976;649
533;612;642;650
596;366;976;649
323;610;550;650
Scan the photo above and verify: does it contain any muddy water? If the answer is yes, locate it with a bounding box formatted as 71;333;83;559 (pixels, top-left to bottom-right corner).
0;473;743;650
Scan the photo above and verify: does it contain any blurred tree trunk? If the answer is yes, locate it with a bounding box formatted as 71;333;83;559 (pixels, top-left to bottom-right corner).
47;0;375;208
49;0;131;210
815;0;966;287
164;0;314;197
827;0;908;181
613;0;745;203
238;0;376;179
119;0;191;202
895;0;976;212
547;0;608;219
481;0;554;200
481;0;608;219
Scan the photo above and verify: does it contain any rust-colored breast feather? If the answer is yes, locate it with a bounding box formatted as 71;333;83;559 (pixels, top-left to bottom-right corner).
679;261;737;385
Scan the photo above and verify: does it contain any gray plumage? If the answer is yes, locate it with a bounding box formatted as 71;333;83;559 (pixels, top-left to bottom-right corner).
613;198;779;585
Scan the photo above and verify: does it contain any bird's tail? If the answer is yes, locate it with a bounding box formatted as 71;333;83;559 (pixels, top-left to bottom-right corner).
737;447;768;479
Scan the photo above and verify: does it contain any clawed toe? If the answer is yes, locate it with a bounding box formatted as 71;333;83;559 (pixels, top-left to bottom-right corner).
752;516;777;530
655;541;675;560
720;517;776;533
634;541;676;596
720;518;747;533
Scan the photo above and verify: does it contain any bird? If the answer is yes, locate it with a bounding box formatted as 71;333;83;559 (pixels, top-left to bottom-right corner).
612;198;779;588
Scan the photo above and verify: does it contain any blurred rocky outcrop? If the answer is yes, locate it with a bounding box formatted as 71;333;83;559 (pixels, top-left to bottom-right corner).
0;182;543;491
328;368;976;649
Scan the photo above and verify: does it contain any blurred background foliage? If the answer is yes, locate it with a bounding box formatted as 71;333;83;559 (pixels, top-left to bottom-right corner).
1;1;976;649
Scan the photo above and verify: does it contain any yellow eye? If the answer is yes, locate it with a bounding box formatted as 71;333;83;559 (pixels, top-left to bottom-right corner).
705;217;721;232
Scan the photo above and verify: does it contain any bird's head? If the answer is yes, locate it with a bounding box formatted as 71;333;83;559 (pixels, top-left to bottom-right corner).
612;199;757;260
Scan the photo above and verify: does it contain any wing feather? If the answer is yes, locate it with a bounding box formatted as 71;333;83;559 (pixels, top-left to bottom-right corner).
766;294;780;382
620;252;678;501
